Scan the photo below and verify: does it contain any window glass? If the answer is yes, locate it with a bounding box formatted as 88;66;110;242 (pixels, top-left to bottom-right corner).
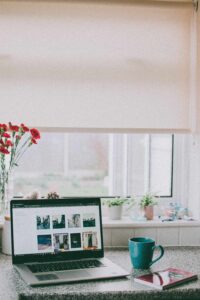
149;135;173;197
14;133;109;197
14;133;173;198
127;134;149;196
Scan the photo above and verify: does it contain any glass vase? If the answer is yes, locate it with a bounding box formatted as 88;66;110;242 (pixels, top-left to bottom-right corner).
0;172;14;218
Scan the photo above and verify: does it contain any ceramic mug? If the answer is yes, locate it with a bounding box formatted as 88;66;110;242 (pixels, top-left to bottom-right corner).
128;237;164;269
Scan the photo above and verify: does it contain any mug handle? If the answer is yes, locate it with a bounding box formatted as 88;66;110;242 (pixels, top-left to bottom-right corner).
149;245;164;267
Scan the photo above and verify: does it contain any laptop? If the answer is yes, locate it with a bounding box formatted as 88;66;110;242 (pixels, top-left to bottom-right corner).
11;198;129;286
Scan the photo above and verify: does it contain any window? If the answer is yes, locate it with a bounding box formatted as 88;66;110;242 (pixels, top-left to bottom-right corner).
14;133;173;199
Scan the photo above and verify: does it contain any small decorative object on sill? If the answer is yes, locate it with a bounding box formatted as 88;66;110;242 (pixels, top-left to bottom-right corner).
103;196;135;220
0;123;41;217
140;193;157;221
163;203;189;221
27;191;40;200
47;191;60;199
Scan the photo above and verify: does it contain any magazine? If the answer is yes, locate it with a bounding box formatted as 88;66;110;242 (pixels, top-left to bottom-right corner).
134;268;198;290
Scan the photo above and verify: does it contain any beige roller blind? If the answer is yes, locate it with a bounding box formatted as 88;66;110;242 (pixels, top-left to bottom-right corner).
0;1;194;132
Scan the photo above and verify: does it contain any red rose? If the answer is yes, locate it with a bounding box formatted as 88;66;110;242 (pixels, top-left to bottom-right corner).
16;135;21;140
2;132;10;138
30;128;40;139
0;147;9;154
31;138;37;144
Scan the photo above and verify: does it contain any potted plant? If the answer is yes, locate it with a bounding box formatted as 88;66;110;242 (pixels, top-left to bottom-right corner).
140;193;157;220
103;197;135;220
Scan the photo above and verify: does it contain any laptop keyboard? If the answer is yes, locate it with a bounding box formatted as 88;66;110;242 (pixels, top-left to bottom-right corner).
28;259;104;273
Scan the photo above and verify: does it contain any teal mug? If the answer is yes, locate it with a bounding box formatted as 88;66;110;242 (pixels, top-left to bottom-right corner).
128;237;164;269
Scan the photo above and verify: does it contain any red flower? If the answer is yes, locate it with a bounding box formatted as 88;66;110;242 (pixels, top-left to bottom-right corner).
2;132;10;138
9;122;19;132
0;123;40;172
31;138;37;144
30;128;40;140
12;126;19;132
0;124;8;131
6;140;13;147
21;124;29;132
0;147;9;154
0;140;6;147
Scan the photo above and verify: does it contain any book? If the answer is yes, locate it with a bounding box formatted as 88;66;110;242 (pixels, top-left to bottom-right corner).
134;268;198;290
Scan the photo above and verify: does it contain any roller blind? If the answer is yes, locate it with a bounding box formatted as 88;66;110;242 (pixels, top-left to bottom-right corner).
0;1;194;131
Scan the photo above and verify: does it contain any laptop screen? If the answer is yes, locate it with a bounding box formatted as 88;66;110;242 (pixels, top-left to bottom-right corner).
11;198;104;264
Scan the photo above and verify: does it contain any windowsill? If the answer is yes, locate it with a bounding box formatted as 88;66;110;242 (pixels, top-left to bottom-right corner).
0;217;199;230
102;217;200;228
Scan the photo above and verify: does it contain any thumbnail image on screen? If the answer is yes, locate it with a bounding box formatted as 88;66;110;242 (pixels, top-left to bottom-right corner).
52;215;65;229
37;235;52;251
83;213;96;227
37;215;50;230
82;232;98;250
68;214;81;228
70;233;82;248
53;233;69;252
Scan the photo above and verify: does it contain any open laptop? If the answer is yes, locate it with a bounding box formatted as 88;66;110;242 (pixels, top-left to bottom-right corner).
11;198;129;286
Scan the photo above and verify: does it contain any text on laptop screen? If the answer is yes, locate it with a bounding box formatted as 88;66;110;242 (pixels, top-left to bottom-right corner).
12;201;102;256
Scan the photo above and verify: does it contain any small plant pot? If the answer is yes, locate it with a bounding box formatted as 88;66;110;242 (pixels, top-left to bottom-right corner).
108;206;123;220
144;206;154;220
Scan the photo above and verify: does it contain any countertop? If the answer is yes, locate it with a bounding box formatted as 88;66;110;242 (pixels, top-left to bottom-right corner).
1;247;200;300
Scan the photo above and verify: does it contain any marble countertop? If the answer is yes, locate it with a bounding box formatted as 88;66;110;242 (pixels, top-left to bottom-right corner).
1;247;200;300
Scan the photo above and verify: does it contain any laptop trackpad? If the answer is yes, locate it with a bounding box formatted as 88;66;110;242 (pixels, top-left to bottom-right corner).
36;274;59;281
36;270;90;281
58;270;90;280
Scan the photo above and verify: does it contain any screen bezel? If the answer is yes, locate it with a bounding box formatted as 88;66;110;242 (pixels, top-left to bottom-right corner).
11;198;104;264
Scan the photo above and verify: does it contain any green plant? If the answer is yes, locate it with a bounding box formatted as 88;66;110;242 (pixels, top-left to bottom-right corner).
102;197;135;207
140;193;157;208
